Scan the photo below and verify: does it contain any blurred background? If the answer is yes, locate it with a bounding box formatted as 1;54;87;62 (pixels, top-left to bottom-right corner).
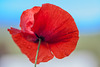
0;0;100;67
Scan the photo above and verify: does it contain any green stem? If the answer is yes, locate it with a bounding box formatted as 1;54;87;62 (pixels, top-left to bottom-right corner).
35;38;41;67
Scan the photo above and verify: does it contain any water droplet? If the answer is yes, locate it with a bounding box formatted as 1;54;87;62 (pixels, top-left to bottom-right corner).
27;46;31;49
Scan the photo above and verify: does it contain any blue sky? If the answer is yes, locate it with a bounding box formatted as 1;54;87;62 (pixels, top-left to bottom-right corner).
0;0;100;34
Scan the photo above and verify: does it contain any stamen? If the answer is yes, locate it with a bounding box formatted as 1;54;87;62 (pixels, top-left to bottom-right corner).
34;33;45;42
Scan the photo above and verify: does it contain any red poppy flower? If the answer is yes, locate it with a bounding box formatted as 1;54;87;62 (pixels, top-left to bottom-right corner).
8;3;79;64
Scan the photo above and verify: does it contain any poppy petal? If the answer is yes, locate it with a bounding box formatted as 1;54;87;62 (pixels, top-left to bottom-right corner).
20;6;41;34
49;32;79;59
30;43;54;64
31;3;79;58
8;28;54;64
32;3;79;43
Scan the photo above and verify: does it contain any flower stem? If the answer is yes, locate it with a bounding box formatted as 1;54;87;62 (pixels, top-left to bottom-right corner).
35;38;41;67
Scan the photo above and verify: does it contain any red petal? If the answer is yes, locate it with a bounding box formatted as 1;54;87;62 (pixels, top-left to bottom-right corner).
8;27;21;35
49;32;79;59
30;43;54;64
32;3;79;43
20;6;41;34
8;28;54;64
31;3;79;59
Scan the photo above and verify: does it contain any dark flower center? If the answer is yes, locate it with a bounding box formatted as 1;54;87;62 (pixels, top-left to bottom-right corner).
34;33;44;43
